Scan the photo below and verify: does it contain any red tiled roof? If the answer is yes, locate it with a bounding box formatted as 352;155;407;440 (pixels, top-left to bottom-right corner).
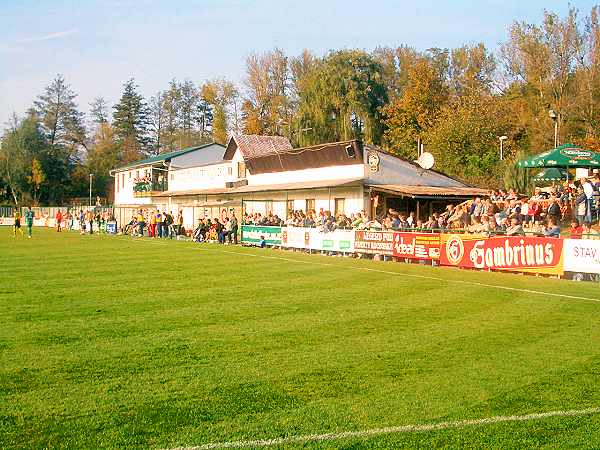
224;134;292;160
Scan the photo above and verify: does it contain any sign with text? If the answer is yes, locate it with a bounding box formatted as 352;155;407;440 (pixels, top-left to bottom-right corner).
393;232;440;260
354;230;396;256
440;234;563;275
563;238;600;274
241;225;282;246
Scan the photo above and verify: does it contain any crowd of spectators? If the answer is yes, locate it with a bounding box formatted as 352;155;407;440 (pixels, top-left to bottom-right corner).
192;214;238;244
239;176;600;239
124;209;184;238
133;175;167;193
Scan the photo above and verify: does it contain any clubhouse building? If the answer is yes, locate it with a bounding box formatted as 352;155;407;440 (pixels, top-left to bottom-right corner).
110;135;487;230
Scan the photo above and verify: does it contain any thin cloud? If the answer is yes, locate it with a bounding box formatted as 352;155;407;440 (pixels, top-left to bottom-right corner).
18;28;78;44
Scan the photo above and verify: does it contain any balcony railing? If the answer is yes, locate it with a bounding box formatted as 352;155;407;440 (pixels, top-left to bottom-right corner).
133;180;167;197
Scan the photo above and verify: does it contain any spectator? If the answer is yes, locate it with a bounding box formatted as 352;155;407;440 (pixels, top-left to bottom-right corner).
582;222;599;239
506;217;524;236
543;218;561;238
569;219;583;239
582;177;595;222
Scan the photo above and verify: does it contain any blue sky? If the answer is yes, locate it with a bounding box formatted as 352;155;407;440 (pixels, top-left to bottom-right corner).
0;0;595;128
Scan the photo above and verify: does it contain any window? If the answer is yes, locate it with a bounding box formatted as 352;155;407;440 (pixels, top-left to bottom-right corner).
305;199;315;213
237;162;246;179
334;198;345;216
287;200;294;214
128;171;131;179
265;200;273;215
228;166;232;176
121;173;124;188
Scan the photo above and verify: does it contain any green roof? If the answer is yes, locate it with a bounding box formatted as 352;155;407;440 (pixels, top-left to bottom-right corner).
115;143;219;171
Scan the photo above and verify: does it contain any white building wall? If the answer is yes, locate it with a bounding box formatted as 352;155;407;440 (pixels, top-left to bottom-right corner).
114;167;154;206
168;162;234;191
247;164;365;186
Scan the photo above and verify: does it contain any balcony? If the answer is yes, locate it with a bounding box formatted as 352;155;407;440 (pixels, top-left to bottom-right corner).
133;180;168;198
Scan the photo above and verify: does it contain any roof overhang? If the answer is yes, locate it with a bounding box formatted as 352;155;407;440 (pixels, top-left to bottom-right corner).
368;184;489;199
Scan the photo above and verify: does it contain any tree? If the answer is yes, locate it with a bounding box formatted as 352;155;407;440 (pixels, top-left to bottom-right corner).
161;80;181;151
294;50;388;146
89;97;110;125
244;49;292;135
28;158;45;205
0;113;48;205
201;80;237;144
86;123;121;201
422;94;517;186
501;9;580;150
148;92;166;155
382;55;448;157
112;79;150;162
178;79;201;147
449;43;496;96
34;74;86;151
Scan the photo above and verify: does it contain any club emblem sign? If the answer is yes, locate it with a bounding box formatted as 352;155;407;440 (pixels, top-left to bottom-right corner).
367;152;380;172
445;234;465;265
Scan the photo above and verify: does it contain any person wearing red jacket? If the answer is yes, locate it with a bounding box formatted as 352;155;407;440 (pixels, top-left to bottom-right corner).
55;210;63;232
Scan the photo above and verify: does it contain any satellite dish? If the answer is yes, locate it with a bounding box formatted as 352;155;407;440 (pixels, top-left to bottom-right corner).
415;152;435;170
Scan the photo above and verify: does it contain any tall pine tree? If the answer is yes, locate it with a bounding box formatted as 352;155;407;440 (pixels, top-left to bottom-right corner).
34;74;86;151
112;79;150;162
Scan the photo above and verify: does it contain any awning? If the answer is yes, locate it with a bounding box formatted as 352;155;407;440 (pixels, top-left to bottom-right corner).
518;143;600;168
532;168;568;182
368;184;489;198
154;178;364;197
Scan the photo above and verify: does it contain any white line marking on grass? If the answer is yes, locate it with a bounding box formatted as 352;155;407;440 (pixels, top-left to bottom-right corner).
169;407;600;449
220;249;600;303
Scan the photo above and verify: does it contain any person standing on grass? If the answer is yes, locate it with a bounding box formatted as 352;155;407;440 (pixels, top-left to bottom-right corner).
79;210;86;235
137;210;146;236
229;212;238;244
87;210;94;234
162;210;170;238
149;210;156;238
13;208;23;237
95;210;102;234
24;206;34;238
55;210;63;232
155;210;163;238
176;211;183;237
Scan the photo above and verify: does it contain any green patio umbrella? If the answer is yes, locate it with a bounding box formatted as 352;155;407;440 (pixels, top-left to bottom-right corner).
532;167;568;182
518;143;600;168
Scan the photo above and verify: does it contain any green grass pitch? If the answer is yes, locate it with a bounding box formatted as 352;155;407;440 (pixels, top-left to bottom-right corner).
1;228;600;449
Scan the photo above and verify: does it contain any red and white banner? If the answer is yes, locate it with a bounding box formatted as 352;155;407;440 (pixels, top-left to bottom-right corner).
440;234;563;275
393;232;440;260
354;230;440;260
0;217;15;226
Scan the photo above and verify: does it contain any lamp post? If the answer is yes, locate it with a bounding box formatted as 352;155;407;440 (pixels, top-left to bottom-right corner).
549;109;558;148
89;174;93;208
499;135;508;161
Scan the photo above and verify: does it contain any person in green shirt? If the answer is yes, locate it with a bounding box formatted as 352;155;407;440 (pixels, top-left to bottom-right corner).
24;206;34;238
13;209;24;237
